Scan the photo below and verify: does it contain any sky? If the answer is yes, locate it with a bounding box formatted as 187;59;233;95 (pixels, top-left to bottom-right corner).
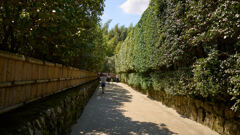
101;0;150;29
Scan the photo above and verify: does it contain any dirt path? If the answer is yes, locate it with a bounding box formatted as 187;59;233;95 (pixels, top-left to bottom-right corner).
70;83;219;135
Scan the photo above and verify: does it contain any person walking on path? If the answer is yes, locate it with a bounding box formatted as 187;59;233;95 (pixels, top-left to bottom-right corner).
116;74;119;82
100;73;107;94
107;73;111;84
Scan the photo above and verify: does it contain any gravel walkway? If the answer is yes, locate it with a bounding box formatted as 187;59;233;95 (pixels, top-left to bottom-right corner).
70;83;219;135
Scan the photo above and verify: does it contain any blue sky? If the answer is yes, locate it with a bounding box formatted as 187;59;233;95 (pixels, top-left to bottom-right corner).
101;0;150;29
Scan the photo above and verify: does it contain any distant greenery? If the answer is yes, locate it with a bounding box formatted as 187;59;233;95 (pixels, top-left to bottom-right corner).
101;20;133;72
102;20;133;56
0;0;105;71
116;0;240;111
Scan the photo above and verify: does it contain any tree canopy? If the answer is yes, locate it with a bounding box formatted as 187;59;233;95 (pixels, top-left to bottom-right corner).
0;0;105;71
102;21;133;57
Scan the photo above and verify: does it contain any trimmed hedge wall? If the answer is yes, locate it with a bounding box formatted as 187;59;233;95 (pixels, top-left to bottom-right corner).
116;0;240;111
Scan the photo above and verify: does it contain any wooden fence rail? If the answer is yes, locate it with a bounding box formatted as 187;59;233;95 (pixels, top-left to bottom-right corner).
0;51;97;114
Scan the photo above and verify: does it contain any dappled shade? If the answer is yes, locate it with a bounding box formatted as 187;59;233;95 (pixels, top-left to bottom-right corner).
71;84;176;135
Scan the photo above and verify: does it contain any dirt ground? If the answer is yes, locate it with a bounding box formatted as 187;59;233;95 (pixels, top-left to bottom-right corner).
70;82;219;135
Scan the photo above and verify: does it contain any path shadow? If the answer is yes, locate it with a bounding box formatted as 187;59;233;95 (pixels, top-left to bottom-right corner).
71;83;178;135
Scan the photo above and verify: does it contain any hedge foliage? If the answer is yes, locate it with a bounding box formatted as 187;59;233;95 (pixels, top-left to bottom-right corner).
116;0;240;111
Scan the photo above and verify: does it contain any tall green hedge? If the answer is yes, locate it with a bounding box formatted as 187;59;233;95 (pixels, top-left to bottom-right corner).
116;0;240;111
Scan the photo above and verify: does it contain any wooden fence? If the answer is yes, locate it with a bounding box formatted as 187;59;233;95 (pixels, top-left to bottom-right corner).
0;51;97;114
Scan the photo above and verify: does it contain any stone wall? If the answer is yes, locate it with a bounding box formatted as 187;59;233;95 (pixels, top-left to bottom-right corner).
0;80;98;135
146;89;240;135
0;51;97;114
